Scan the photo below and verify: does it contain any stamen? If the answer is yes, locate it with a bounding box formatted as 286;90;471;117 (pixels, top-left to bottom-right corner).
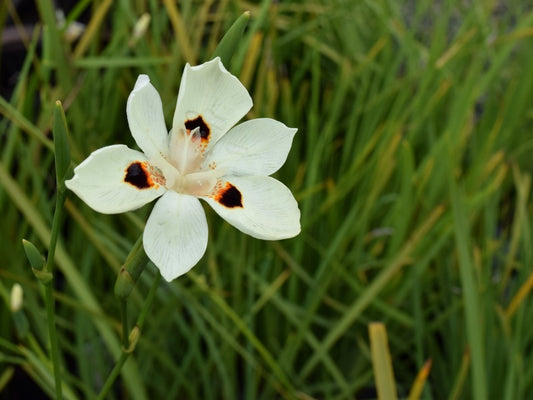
172;170;219;196
169;127;204;174
164;122;225;197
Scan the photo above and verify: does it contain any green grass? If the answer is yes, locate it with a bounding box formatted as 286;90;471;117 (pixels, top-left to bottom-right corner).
2;0;533;399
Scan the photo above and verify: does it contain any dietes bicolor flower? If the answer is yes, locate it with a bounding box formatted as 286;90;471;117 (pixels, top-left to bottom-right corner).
66;58;300;281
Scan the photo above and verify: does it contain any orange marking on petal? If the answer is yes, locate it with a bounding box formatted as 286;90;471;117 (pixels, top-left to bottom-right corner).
124;161;165;190
212;182;243;208
185;115;210;145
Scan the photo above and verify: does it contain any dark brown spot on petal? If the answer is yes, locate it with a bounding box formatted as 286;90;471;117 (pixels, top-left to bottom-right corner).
216;183;243;208
124;162;153;189
185;115;210;141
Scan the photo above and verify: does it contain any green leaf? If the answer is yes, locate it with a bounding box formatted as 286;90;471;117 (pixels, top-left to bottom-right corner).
53;100;72;191
211;11;251;66
22;239;45;271
369;322;398;400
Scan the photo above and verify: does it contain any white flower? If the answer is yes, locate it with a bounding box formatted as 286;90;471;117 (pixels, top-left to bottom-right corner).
66;58;300;282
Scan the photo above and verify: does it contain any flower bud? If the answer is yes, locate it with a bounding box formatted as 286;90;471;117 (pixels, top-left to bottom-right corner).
10;283;29;339
115;238;149;299
129;13;151;46
10;283;23;312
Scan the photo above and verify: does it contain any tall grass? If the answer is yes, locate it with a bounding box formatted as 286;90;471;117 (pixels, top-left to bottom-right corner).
1;0;533;399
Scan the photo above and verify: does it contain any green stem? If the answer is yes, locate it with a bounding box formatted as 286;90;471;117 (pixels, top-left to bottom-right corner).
97;272;162;400
120;300;129;349
137;273;162;328
96;352;129;400
44;287;61;398
48;191;66;273
45;190;67;400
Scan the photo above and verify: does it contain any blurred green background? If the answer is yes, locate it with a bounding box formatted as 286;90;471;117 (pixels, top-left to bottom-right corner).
2;0;533;399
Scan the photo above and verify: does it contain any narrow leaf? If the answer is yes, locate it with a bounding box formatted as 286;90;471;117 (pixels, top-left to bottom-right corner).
53;101;72;191
369;322;398;400
212;11;251;66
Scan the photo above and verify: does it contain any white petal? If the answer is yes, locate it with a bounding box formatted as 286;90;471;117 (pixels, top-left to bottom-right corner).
65;145;166;214
171;57;252;151
206;118;297;176
203;176;300;240
127;74;169;159
143;191;208;281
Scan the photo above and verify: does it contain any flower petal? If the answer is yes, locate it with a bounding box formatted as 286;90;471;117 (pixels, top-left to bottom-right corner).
143;192;208;281
65;145;166;214
203;176;300;240
206;118;298;176
171;57;252;151
127;74;169;159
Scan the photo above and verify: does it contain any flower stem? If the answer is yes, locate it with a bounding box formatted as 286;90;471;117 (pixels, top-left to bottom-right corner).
97;272;162;399
137;272;162;328
96;351;129;400
120;300;129;349
47;191;65;273
44;287;62;399
115;235;148;349
45;189;67;400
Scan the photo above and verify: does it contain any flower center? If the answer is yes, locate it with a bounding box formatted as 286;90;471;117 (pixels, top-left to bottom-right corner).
151;126;221;197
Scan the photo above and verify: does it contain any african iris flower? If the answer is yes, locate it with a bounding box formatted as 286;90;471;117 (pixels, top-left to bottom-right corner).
66;57;300;281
